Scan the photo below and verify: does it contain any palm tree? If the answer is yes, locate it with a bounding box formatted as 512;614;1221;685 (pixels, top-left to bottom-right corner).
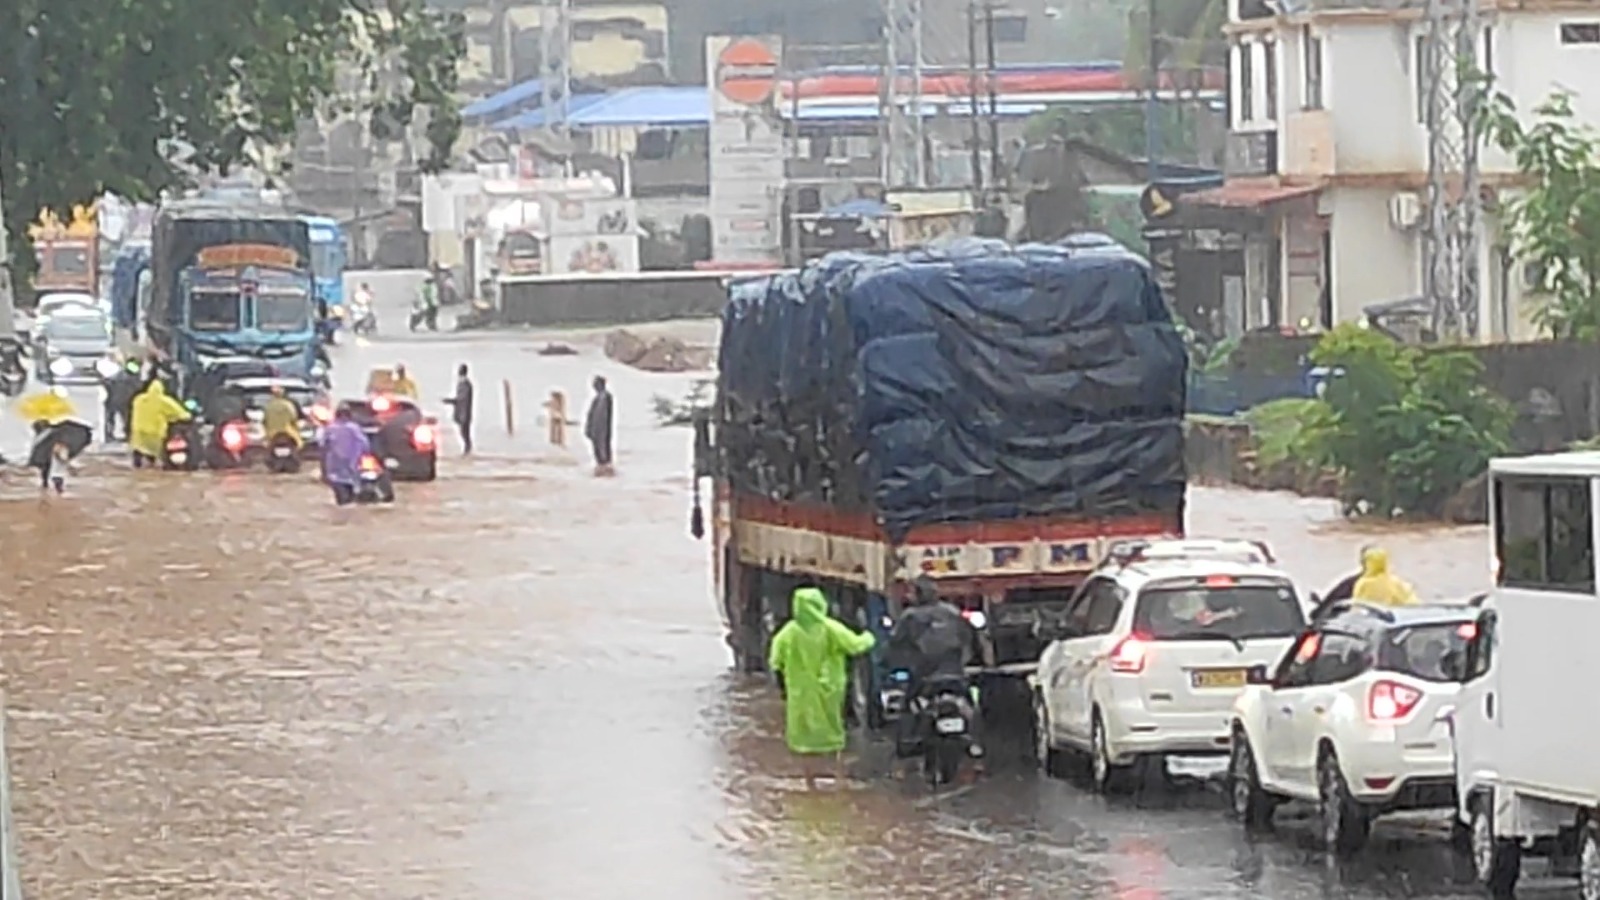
1124;0;1228;78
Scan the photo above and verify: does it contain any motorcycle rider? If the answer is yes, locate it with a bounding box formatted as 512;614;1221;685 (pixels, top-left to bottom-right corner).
886;576;981;760
389;363;419;400
262;384;303;450
129;379;192;468
101;358;141;442
351;282;376;333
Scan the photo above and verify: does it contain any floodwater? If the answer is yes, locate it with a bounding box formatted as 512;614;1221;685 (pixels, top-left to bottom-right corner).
0;290;1563;898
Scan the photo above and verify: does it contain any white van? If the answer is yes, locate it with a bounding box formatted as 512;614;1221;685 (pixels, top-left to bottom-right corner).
1455;451;1600;898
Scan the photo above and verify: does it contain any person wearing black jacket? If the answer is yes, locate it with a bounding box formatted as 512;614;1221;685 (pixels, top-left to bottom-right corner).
1309;545;1372;622
444;363;474;454
584;375;614;475
886;577;981;758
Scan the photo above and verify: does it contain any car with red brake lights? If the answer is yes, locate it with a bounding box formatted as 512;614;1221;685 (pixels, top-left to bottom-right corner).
1032;539;1306;794
1227;601;1476;856
342;394;438;481
203;376;329;468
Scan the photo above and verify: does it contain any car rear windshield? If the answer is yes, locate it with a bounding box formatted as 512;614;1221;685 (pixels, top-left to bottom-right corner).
1134;582;1306;642
1376;623;1472;683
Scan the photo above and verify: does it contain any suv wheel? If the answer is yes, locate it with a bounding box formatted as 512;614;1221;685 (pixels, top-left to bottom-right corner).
1090;710;1133;794
1317;748;1370;855
1227;729;1275;830
1470;796;1520;897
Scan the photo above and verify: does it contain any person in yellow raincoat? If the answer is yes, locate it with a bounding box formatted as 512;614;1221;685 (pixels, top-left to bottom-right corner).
261;385;303;448
390;364;419;399
129;380;191;468
1352;547;1418;607
768;586;876;789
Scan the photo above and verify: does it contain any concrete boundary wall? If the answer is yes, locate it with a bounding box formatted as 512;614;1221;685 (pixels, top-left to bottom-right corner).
498;273;727;328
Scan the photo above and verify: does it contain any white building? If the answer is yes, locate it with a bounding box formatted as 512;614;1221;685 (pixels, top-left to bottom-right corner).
1166;0;1600;342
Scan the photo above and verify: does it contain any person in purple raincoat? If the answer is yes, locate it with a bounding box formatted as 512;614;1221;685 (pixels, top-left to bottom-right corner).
320;405;372;505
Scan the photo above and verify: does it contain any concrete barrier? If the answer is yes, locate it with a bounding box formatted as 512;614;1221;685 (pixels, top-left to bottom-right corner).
0;694;21;899
497;272;727;328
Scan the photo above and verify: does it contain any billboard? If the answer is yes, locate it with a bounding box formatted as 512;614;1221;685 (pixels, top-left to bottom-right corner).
706;35;785;265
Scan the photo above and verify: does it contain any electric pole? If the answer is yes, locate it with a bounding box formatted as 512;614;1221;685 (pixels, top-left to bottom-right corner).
882;0;926;187
1421;0;1485;341
985;0;1001;190
1144;0;1161;181
0;167;15;339
966;0;984;195
540;0;573;142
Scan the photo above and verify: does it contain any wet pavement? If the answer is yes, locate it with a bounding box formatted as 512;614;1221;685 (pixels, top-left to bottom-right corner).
0;289;1565;898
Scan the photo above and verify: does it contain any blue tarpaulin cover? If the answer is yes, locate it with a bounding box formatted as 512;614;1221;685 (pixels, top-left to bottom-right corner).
716;239;1187;540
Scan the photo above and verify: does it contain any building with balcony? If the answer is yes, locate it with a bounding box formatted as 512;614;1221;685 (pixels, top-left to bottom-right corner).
1159;0;1600;342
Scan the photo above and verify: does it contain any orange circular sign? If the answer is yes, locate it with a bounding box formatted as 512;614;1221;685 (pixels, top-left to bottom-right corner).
716;38;779;106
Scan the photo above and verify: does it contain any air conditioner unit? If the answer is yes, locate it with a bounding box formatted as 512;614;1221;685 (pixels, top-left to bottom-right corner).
1388;192;1422;230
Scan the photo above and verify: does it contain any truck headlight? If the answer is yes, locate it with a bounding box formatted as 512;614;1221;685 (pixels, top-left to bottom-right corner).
49;357;74;377
94;358;120;379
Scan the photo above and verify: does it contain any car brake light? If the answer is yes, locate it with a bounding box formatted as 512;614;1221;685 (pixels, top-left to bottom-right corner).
221;423;245;450
371;396;391;413
1368;680;1423;721
1109;635;1148;673
1204;574;1236;587
412;424;435;448
1457;622;1478;640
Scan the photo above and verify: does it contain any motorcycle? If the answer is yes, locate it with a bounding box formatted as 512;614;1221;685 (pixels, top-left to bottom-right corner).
355;453;396;503
350;299;377;336
891;670;982;786
266;433;301;474
161;421;201;470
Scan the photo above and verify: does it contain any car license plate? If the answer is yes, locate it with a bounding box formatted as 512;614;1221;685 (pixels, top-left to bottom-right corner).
935;717;966;735
169;452;186;465
1191;668;1248;689
272;446;292;457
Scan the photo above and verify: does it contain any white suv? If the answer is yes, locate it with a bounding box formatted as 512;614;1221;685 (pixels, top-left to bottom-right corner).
1032;539;1307;793
1227;602;1474;855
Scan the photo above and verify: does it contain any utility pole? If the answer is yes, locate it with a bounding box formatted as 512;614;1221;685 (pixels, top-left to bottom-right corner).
0;166;15;339
883;0;927;187
540;0;573;142
966;0;984;195
1420;0;1484;341
1144;0;1161;181
984;0;1001;191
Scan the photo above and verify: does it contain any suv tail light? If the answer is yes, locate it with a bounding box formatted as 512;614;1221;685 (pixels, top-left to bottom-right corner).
1109;635;1148;673
412;424;435;448
1368;680;1423;721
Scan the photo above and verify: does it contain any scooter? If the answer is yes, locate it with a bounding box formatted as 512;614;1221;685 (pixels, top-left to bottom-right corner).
890;670;982;787
161;421;201;470
266;433;301;474
350;299;377;336
355;453;396;503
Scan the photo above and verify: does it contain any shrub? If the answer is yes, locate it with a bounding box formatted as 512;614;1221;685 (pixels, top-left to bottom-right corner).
1245;397;1335;469
1308;325;1512;517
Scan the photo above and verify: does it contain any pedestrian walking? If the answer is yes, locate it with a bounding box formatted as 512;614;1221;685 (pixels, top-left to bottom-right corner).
444;363;475;455
768;585;876;789
584;375;615;476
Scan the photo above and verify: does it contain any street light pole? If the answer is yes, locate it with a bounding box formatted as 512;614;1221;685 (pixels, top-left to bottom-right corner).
1144;0;1161;182
0;164;17;339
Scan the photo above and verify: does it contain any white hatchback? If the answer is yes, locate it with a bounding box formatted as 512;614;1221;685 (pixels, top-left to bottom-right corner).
1032;539;1307;793
1227;602;1474;855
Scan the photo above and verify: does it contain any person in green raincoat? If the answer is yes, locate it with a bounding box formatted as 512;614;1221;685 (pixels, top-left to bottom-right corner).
767;586;876;789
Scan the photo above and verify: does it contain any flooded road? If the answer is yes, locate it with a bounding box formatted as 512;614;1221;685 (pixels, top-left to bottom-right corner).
0;294;1556;898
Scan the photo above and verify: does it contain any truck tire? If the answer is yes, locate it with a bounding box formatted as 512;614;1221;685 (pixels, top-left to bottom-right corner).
1470;795;1520;897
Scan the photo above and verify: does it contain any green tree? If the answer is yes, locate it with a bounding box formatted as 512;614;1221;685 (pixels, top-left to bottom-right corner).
1480;89;1600;339
1125;0;1228;74
0;0;465;284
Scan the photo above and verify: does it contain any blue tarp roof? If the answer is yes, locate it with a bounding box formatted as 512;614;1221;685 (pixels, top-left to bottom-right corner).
462;79;545;120
491;93;610;131
569;87;709;127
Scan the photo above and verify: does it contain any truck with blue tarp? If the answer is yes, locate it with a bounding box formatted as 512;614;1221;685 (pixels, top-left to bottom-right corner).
301;214;346;335
147;200;321;388
691;238;1189;724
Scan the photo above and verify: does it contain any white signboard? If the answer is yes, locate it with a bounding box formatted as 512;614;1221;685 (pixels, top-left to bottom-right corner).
547;235;641;275
706;35;785;265
544;196;637;239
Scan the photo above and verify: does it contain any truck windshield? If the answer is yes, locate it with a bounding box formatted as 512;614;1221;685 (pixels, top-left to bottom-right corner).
1377;623;1472;683
46;245;91;276
1134;583;1306;642
310;241;343;279
189;292;241;331
255;294;311;332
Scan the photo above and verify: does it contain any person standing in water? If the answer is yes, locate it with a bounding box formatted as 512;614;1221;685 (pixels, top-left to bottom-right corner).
768;585;876;789
584;375;615;475
444;363;475;455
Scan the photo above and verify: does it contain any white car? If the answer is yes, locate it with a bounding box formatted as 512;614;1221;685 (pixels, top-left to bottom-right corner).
1032;539;1307;793
1228;601;1475;855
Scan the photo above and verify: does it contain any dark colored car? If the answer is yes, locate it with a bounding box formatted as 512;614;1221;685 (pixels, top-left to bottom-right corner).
204;376;329;468
341;395;438;481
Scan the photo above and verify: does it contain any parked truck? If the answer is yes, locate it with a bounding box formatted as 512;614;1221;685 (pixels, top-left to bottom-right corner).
691;239;1189;725
1454;450;1600;897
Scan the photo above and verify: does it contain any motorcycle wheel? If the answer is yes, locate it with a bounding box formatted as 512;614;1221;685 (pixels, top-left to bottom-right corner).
925;739;963;787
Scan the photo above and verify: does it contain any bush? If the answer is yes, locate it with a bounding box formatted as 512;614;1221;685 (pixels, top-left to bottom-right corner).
1308;325;1513;518
1244;397;1335;469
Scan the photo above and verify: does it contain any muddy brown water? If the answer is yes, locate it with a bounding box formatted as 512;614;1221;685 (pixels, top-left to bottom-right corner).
0;315;1542;899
